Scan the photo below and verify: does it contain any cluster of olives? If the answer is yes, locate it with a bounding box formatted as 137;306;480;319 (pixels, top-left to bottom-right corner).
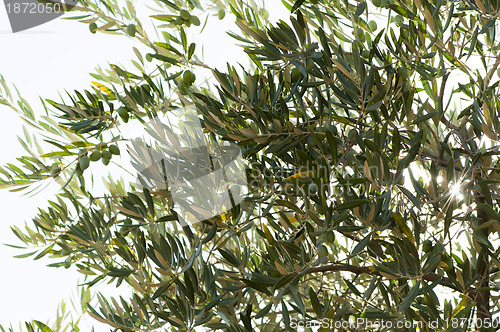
76;145;120;175
179;70;196;94
89;23;137;37
174;10;200;27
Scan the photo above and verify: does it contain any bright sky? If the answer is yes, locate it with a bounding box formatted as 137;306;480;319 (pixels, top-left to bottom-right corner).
0;1;288;330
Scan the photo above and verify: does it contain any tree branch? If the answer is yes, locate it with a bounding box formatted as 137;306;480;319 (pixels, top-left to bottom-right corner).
306;263;477;297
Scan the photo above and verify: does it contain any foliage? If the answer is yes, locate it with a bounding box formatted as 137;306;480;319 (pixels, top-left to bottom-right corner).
1;0;500;330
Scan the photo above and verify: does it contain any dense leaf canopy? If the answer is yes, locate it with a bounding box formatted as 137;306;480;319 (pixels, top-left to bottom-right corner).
1;0;500;331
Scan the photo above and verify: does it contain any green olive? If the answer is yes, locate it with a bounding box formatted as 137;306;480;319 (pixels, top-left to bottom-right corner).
396;67;408;78
441;255;453;272
146;53;153;62
434;241;445;255
89;150;102;162
422;240;433;253
362;50;370;58
372;0;382;7
174;16;183;25
180;10;191;20
291;68;301;82
315;203;325;215
50;165;61;176
102;150;112;160
326;231;335;243
368;20;378;31
189;16;201;26
89;23;98;34
117;107;130;123
317;244;328;258
218;9;226;20
357;29;366;42
126;24;136;37
309;182;319;195
102;157;111;166
109;145;120;155
183;70;194;84
327;124;337;134
307;134;317;147
346;150;357;164
79;156;90;171
305;58;314;72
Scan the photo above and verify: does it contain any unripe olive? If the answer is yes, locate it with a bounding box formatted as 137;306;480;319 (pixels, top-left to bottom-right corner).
291;68;301;82
359;33;366;42
346;150;357;164
441;255;453;272
109;145;120;155
183;70;194;84
50;165;61;176
189;16;201;26
89;23;98;34
174;16;183;25
315;203;325;215
146;53;153;62
394;15;404;25
309;182;319;195
396;67;408;78
102;150;112;160
434;241;445;255
117;107;129;123
79;156;90;171
361;50;370;58
307;135;317;147
326;231;335;243
89;150;102;162
327;124;337;134
372;0;382;7
368;20;378;31
102;158;111;166
305;58;314;72
218;9;226;20
180;10;191;20
126;24;136;37
422;239;433;253
317;244;328;258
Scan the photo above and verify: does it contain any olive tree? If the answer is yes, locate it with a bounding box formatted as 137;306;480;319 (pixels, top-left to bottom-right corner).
1;0;500;330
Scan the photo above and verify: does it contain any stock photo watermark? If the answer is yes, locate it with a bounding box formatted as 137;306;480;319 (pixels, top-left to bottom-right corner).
3;0;78;32
290;317;500;331
123;105;384;226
